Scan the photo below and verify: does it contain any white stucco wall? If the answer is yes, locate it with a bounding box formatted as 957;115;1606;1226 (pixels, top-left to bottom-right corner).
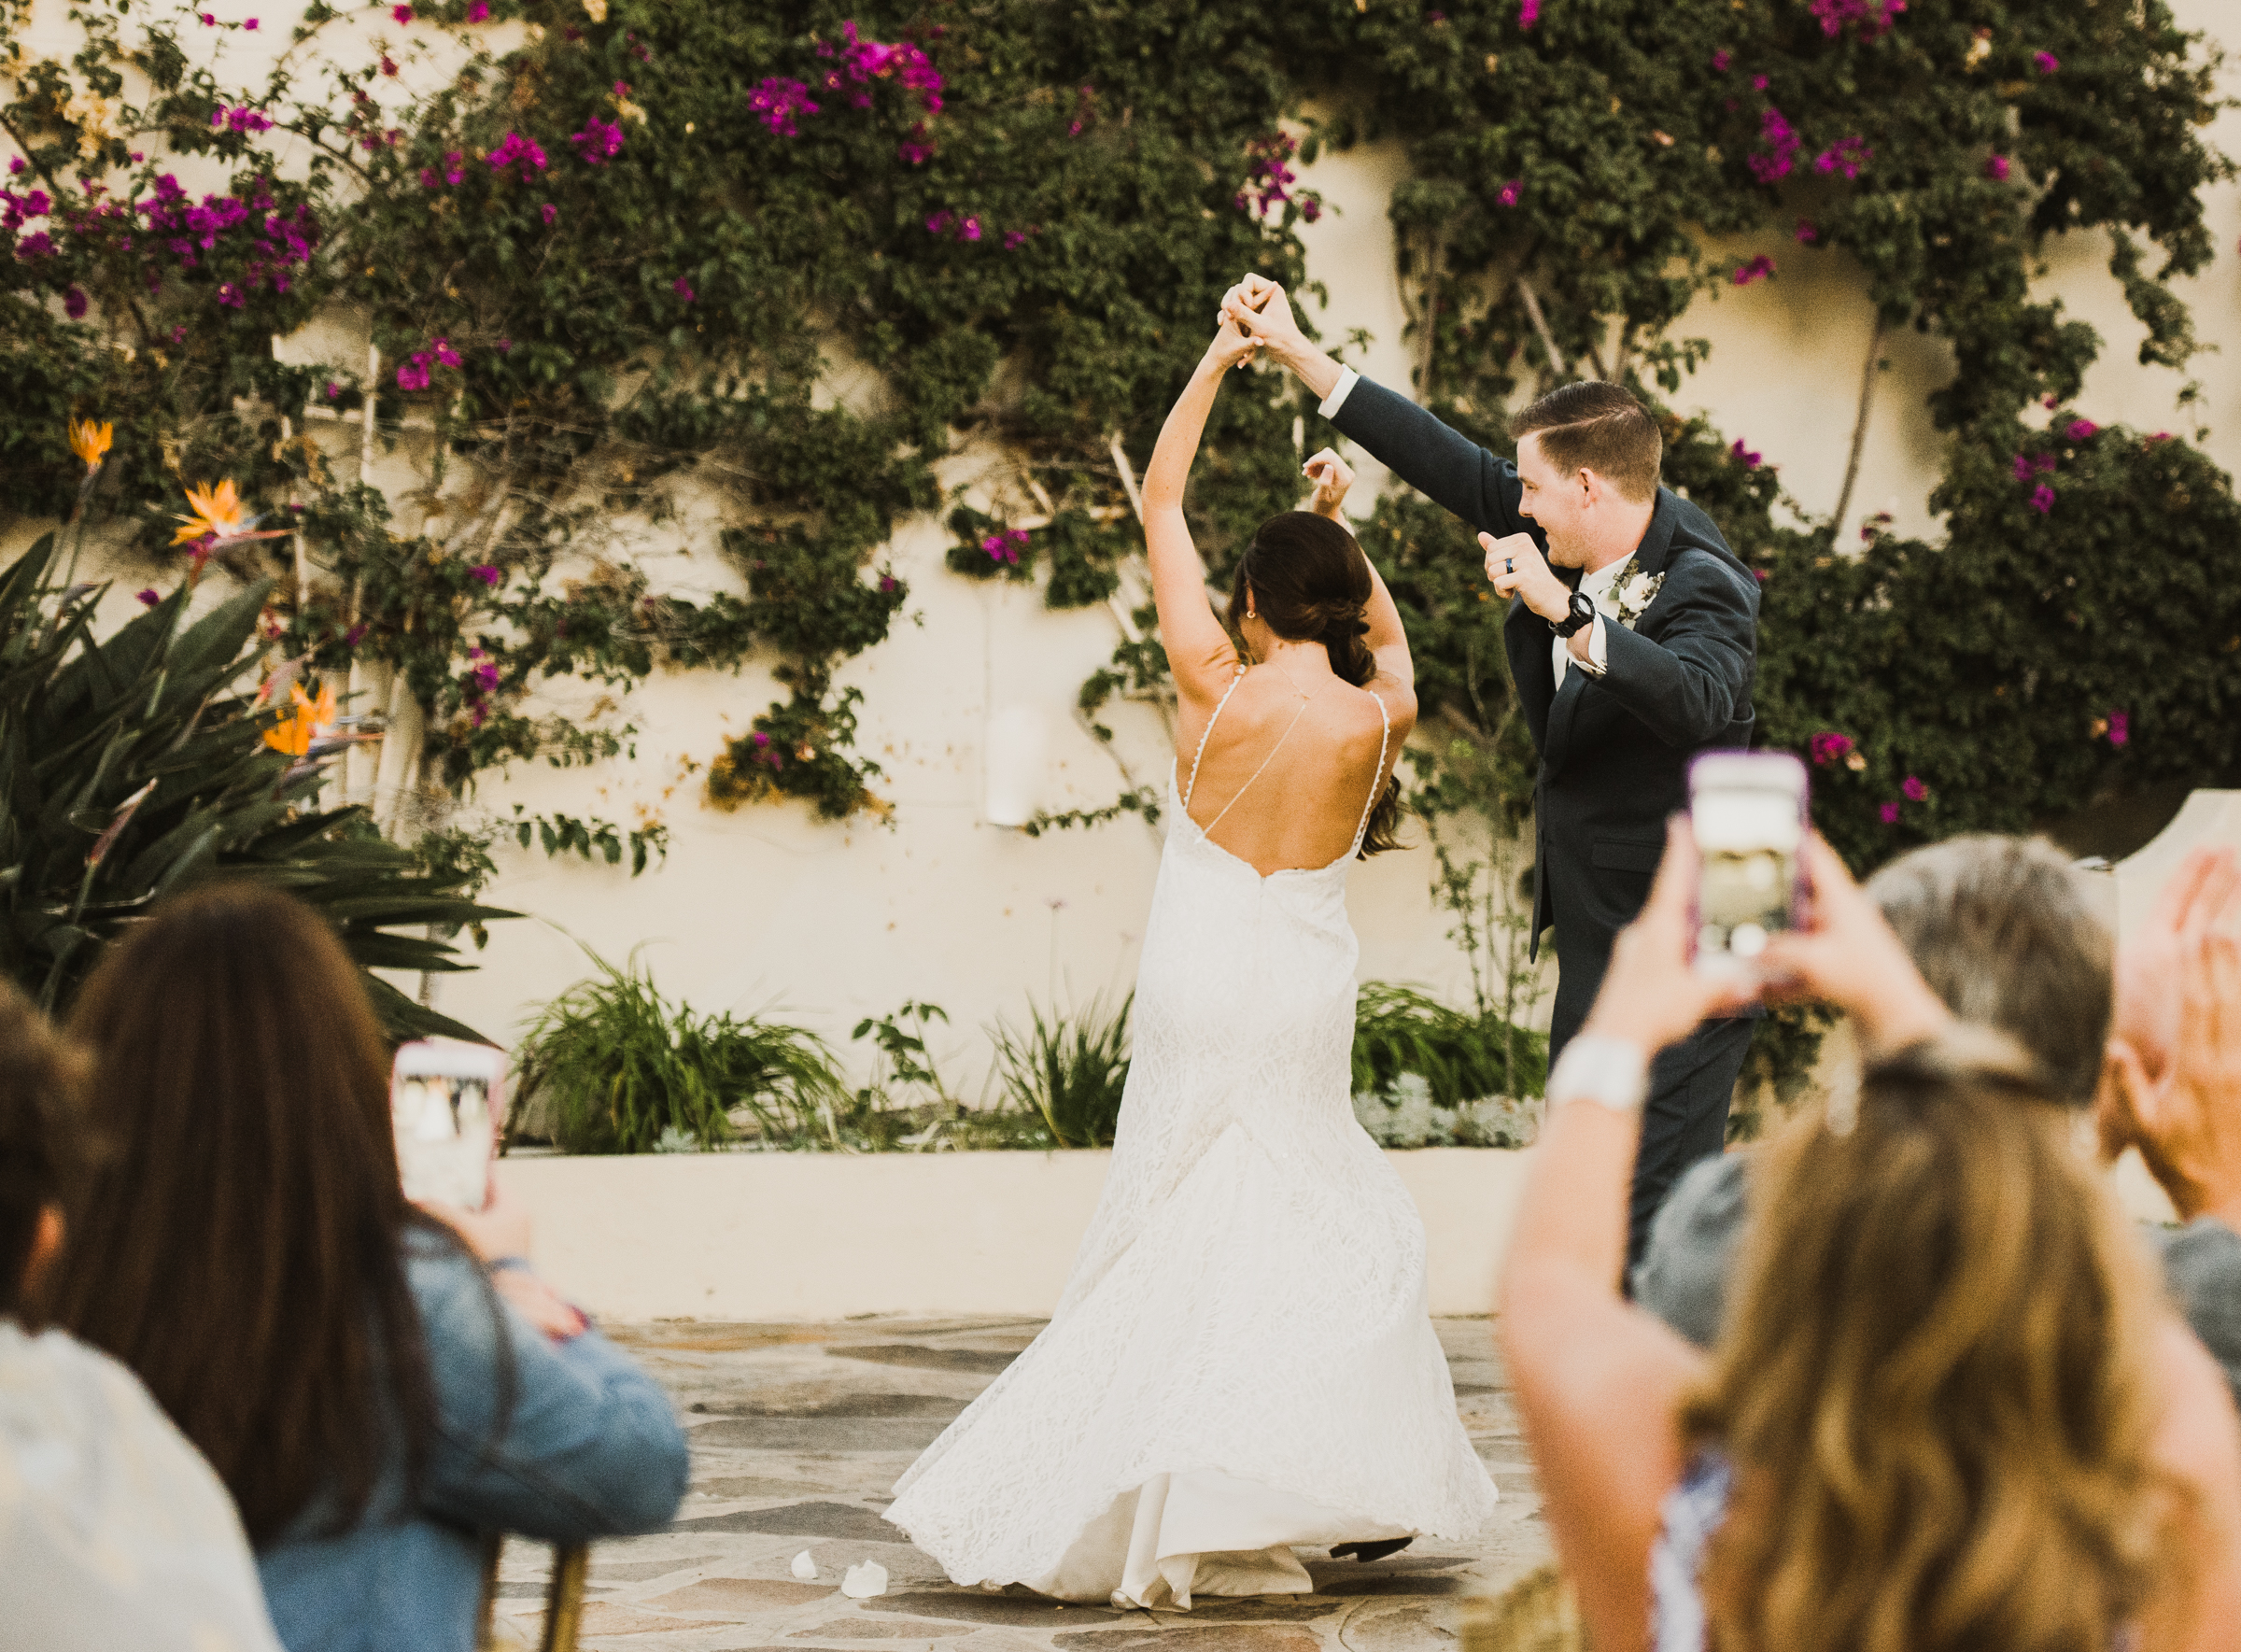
7;1;2236;1092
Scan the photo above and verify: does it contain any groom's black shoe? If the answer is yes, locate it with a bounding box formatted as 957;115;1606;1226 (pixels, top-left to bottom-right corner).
1329;1538;1413;1563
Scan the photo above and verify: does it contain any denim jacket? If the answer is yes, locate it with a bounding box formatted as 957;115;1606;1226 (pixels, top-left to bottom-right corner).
255;1226;689;1652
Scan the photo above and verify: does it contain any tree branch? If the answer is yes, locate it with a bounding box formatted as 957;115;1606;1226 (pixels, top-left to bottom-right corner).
1830;311;1887;542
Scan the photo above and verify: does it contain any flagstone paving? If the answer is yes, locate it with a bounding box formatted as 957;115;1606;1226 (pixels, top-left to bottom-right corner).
491;1317;1551;1652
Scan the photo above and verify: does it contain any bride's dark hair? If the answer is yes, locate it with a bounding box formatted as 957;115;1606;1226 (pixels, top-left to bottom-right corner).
1224;511;1404;856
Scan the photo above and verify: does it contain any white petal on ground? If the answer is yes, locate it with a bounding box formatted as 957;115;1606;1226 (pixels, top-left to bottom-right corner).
840;1561;888;1599
791;1550;818;1580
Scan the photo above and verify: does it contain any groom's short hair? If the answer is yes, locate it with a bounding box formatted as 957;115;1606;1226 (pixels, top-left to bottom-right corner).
1512;381;1661;502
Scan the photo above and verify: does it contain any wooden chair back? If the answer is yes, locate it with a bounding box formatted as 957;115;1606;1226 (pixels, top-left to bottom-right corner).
478;1537;591;1652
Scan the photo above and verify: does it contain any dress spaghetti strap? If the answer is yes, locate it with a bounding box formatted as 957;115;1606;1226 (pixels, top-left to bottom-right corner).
1346;695;1391;859
1181;666;1247;812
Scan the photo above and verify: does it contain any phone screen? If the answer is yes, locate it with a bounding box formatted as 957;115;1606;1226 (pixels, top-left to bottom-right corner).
392;1040;504;1209
1690;753;1808;975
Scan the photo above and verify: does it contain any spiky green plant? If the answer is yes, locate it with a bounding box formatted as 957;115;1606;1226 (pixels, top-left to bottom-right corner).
1351;983;1546;1108
990;995;1133;1150
0;535;512;1039
513;950;849;1154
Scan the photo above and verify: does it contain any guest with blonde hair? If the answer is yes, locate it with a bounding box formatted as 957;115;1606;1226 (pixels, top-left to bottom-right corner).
1501;826;2241;1651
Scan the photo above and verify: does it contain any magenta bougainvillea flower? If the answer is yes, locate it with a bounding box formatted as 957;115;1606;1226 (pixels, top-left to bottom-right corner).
2034;50;2059;74
1519;0;1541;27
136;588;161;606
2030;483;2056;514
571;116;625;165
897;127;936;164
1984;154;2010;181
63;286;87;318
2065;418;2098;441
391;5;413;22
1731;438;1762;468
1732;255;1775;286
671;275;696;302
487;133;549;176
1004;229;1028;250
210;106;275;134
467;1;489;20
540;203;557;225
1749;107;1801;183
750;77;820;137
1880;801;1901;825
1810;0;1906;40
1813;135;1872;179
1237;132;1320;221
433;338;462;368
1795;219;1818;243
1496;179;1523;206
1809;732;1855;767
469;565;500;586
2107;710;2129;747
816;21;946;115
981;529;1031;565
1902;775;1928;802
1712;49;1731;72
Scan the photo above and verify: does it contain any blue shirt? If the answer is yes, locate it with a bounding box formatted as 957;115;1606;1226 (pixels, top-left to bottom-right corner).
256;1227;689;1652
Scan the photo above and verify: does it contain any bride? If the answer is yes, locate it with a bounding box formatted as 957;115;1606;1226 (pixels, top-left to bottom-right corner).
882;313;1498;1609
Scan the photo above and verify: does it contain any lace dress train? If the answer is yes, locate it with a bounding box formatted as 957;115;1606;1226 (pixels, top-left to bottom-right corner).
883;685;1498;1607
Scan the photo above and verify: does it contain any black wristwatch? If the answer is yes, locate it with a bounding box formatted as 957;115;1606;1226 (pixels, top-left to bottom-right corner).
1551;589;1598;639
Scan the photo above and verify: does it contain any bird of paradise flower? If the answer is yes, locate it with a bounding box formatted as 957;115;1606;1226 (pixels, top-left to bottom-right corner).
261;678;337;758
172;478;290;574
58;416;116;588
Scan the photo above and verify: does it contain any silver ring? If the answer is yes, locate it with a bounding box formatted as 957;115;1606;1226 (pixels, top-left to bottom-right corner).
1504;558;1514;574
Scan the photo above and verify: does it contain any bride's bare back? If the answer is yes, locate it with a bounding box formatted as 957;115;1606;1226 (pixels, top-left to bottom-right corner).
1137;320;1418;876
1177;668;1399;876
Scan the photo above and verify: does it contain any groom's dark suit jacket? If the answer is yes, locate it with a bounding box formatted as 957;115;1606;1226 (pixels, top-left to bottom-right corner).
1330;377;1761;1045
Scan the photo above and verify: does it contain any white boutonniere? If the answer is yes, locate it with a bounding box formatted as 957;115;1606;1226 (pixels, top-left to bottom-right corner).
1611;556;1666;630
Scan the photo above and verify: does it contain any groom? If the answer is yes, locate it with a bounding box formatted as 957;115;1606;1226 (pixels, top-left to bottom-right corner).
1226;277;1761;1271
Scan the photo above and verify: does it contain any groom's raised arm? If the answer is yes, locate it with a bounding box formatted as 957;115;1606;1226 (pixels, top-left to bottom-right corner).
1223;276;1531;544
1324;374;1532;545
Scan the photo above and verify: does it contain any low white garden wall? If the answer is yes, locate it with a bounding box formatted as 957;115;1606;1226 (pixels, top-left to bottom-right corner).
501;1145;2175;1322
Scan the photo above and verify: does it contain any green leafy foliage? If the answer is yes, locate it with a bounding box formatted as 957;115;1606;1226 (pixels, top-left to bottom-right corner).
0;533;513;1040
512;948;850;1153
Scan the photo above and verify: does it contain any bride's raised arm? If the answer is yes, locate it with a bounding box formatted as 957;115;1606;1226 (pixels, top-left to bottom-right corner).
1140;322;1257;707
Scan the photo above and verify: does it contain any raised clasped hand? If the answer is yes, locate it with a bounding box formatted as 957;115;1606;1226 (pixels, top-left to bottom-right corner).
1304;446;1353;516
1219;273;1304;362
1206;312;1259;371
1482;530;1566;620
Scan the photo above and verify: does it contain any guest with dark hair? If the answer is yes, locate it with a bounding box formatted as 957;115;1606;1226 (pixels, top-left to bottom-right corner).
0;979;285;1651
41;884;689;1652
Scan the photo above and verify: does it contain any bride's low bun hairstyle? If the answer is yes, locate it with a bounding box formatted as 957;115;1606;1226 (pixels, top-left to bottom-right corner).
1224;512;1403;856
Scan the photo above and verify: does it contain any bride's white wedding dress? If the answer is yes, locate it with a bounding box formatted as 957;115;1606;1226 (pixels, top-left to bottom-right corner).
884;672;1498;1608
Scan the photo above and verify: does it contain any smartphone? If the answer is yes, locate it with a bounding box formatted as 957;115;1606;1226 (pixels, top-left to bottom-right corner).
1689;751;1809;978
391;1038;505;1210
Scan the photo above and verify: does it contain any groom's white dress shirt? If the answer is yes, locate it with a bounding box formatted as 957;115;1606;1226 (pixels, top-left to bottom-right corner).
1318;365;1612;684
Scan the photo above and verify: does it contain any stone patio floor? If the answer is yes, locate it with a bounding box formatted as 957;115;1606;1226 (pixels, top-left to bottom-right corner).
491;1316;1552;1652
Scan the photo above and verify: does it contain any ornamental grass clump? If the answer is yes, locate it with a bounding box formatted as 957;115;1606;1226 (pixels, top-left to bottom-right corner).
513;951;848;1154
991;995;1133;1150
1350;983;1546;1109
